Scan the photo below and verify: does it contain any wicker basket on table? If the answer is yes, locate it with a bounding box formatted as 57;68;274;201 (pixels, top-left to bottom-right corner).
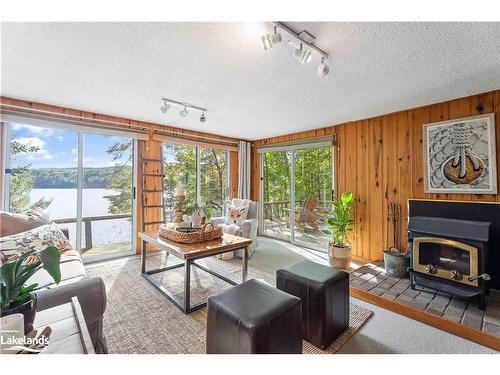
159;222;223;244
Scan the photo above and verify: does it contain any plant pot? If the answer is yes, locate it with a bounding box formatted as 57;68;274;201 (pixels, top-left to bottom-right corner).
328;243;351;270
383;249;409;278
191;212;204;227
1;295;37;335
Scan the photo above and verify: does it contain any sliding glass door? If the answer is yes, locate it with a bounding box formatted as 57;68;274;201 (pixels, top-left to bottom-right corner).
260;143;333;251
3;119;137;262
80;134;135;262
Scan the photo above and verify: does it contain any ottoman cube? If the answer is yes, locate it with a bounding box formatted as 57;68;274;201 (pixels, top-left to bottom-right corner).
276;260;349;349
206;279;302;354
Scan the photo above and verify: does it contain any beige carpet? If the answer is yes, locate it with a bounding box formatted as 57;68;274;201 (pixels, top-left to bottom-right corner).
86;253;372;354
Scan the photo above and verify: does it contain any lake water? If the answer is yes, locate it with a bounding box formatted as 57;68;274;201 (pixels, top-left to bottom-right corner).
30;188;132;250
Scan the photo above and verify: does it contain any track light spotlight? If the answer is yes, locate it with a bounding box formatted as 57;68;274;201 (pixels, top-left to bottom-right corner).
261;34;272;50
160;100;170;113
293;43;304;60
200;111;206;123
317;58;330;77
300;50;312;65
270;26;282;45
262;26;282;51
179;107;188;117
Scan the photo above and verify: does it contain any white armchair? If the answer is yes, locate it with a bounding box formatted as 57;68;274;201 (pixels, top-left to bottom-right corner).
211;198;259;258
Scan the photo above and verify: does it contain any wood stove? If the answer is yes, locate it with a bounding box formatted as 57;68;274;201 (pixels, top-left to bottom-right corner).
408;216;491;309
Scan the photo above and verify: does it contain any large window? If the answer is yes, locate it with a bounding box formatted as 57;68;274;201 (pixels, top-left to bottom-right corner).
163;143;229;220
3;118;137;262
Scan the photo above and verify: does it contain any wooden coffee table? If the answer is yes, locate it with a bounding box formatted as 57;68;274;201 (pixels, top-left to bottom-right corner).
139;232;252;314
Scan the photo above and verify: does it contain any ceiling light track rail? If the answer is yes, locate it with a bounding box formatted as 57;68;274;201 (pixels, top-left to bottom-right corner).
262;22;330;76
273;22;329;60
160;97;208;122
161;98;207;113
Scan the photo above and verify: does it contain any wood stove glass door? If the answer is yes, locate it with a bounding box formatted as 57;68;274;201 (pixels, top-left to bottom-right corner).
413;237;479;286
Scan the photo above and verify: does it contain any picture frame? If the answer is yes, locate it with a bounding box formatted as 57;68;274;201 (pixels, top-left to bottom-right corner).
423;113;496;194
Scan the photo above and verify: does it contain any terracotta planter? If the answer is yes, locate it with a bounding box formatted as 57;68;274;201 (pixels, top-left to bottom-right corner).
1;295;37;335
328;243;351;270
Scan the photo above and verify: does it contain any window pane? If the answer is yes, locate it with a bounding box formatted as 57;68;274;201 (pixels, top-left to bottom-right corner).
262;151;292;241
8;122;78;247
163;143;196;222
292;146;333;251
81;134;134;261
200;148;228;218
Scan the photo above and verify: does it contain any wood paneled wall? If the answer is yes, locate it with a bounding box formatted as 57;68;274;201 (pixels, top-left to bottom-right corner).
251;89;500;262
0;97;240;253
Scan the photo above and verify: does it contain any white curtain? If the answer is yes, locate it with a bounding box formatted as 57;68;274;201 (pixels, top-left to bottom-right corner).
237;141;251;199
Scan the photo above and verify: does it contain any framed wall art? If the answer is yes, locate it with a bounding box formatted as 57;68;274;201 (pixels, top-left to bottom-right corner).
423;113;497;194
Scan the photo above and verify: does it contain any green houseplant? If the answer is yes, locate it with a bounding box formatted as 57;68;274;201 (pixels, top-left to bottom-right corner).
322;191;356;269
185;201;219;226
0;246;61;334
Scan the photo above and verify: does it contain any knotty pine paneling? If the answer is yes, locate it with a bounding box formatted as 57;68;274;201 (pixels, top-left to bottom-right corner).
0;97;240;254
251;89;500;262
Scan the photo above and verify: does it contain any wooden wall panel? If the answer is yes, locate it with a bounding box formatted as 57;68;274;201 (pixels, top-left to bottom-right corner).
229;151;239;199
0;97;240;254
251;89;500;262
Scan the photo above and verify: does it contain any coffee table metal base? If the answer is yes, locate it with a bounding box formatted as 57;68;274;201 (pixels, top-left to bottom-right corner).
141;240;248;314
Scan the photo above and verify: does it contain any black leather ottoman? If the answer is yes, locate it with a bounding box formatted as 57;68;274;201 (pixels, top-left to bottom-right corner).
206;279;302;354
276;260;349;349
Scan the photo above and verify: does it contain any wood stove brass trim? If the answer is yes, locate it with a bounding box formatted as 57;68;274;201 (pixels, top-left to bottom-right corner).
412;237;479;287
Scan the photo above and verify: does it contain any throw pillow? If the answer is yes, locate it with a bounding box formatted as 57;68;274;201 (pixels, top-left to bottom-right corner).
0;222;73;264
0;208;49;237
225;205;249;226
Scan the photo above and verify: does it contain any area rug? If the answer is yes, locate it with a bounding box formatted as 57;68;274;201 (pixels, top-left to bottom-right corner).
85;253;373;354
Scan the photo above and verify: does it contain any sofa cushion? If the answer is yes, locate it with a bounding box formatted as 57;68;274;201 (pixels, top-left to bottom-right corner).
29;257;86;289
0;222;74;264
0;208;49;237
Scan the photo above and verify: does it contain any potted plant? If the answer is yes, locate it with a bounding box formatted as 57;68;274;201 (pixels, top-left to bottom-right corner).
322;191;356;269
383;201;409;278
0;246;61;334
185;201;219;226
185;202;205;226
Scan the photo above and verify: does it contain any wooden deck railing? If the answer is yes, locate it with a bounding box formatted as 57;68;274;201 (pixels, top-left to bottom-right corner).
54;213;131;251
263;200;332;221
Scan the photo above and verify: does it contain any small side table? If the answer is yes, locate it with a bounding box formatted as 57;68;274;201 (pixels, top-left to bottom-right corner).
34;296;95;354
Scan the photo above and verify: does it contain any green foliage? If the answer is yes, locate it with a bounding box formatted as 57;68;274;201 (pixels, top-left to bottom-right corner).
262;147;333;222
9;139;52;213
103;139;133;214
0;246;61;310
163;144;228;218
322;191;356;247
184;200;219;220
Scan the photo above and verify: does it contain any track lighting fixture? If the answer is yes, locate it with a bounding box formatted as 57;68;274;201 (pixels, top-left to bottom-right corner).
179;106;188;117
159;98;208;123
263;22;330;77
317;57;330;76
160;99;171;113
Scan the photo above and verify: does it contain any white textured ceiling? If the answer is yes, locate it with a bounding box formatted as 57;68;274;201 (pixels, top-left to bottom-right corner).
1;22;500;140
